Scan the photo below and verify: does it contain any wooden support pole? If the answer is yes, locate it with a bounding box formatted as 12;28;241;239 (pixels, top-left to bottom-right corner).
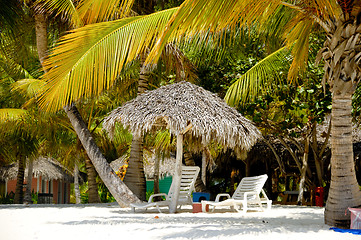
169;134;183;213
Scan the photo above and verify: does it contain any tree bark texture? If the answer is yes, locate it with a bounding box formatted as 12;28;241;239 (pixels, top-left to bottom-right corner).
297;135;309;205
325;95;361;228
124;135;146;201
64;104;140;207
85;157;101;203
74;164;81;204
124;61;148;201
14;158;25;204
311;122;324;186
153;155;160;195
23;159;33;204
201;149;207;186
321;16;361;227
34;13;48;68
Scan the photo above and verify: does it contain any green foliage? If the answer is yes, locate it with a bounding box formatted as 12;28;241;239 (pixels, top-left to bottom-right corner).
240;79;331;136
352;85;361;125
146;190;154;201
98;183;116;203
0;192;14;204
32;191;38;204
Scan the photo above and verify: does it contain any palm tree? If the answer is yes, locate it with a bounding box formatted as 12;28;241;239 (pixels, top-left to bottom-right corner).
145;0;361;228
36;1;200;205
29;0;143;205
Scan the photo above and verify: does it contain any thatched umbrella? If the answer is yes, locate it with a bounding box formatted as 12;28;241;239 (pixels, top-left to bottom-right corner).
103;81;262;212
0;157;73;182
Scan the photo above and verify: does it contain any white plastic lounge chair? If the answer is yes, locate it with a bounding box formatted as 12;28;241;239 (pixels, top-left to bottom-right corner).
130;166;200;213
201;174;272;213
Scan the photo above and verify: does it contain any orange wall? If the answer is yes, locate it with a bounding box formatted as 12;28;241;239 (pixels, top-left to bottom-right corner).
6;176;71;204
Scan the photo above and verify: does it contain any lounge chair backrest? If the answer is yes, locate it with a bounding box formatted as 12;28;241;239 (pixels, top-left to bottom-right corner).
168;166;200;203
232;174;268;200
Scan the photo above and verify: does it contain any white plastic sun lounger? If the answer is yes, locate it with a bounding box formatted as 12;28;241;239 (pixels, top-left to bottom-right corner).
130;166;200;213
201;174;271;213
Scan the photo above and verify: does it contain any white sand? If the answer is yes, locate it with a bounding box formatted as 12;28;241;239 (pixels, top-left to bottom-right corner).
0;203;359;240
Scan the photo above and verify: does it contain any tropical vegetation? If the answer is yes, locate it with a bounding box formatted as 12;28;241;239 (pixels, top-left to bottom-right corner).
0;0;361;229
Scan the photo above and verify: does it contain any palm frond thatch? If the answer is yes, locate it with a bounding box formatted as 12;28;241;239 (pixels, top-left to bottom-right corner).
0;157;73;182
103;81;262;151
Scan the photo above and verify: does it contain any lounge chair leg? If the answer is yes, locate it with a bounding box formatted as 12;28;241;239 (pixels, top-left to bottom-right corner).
201;202;207;212
266;201;272;210
156;205;163;213
242;204;247;213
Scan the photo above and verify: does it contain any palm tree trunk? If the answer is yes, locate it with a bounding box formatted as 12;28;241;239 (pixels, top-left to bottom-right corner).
124;135;146;201
297;134;309;205
325;94;361;228
311;122;324;186
74;164;81;204
201;149;207;186
154;155;160;195
23;158;33;204
14;158;25;204
64;104;140;206
34;13;48;69
124;63;148;201
85;157;101;203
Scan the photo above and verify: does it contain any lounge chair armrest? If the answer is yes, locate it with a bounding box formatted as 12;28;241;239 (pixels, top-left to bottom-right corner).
148;193;168;203
215;193;231;202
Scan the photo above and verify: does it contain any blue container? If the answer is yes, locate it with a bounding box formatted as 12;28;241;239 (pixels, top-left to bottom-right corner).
193;192;210;202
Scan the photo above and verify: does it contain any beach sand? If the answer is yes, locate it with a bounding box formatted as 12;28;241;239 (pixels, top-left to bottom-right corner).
0;203;358;240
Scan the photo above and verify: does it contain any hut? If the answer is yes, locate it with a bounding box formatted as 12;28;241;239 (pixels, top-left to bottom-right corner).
103;81;262;212
0;157;73;204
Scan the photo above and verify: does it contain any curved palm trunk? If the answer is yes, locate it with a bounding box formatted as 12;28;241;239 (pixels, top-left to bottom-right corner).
33;11;140;206
14;158;25;204
85;157;101;203
325;95;361;228
64;104;140;206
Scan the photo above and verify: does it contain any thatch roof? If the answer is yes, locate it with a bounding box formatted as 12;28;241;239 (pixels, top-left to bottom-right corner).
103;81;262;151
110;154;176;179
0;157;73;182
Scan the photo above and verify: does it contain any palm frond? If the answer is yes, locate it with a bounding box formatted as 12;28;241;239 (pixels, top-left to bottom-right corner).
12;79;46;98
77;0;135;24
224;46;290;106
35;0;83;27
284;15;314;81
0;108;28;121
146;0;281;66
38;8;177;112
